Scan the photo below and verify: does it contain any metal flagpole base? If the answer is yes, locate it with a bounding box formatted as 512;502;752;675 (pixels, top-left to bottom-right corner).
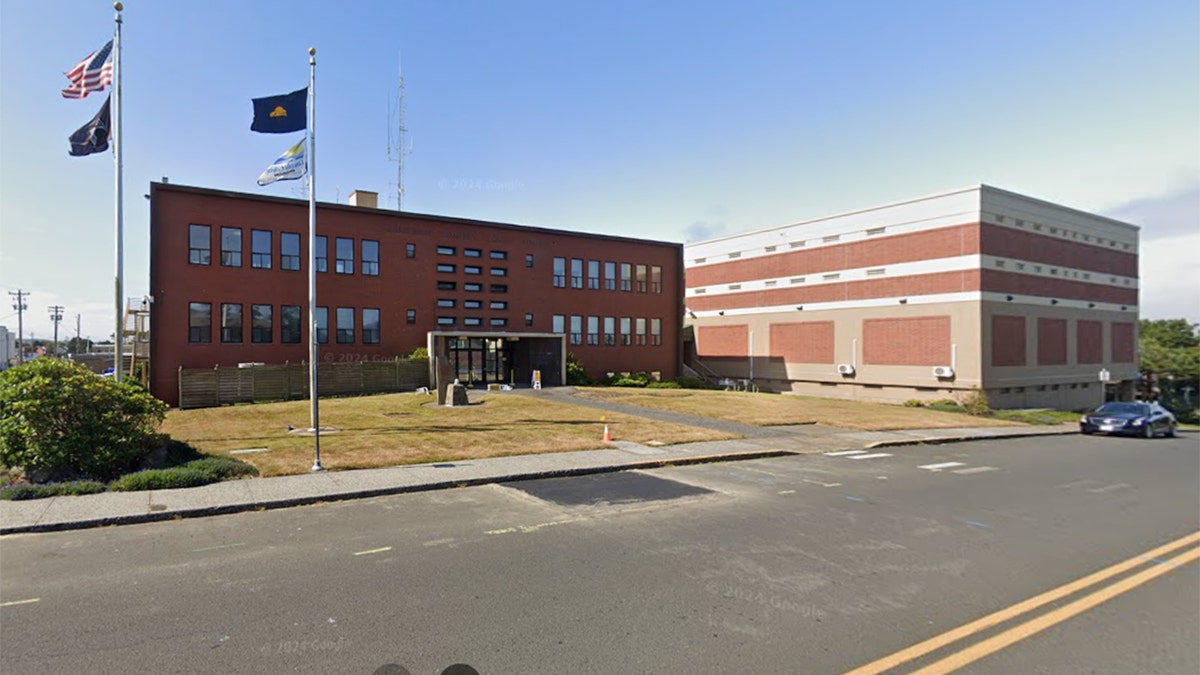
311;462;326;472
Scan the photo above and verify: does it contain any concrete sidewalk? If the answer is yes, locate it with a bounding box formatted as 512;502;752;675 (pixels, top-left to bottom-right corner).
0;423;1076;535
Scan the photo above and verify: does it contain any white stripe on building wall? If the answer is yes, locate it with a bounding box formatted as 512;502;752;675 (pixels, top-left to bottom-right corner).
685;291;1138;319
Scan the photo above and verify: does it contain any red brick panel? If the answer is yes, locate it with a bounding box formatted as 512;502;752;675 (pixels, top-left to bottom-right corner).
769;321;834;364
1076;320;1103;364
979;270;1138;305
1111;322;1135;363
1037;318;1068;365
862;316;950;366
686;223;980;288
698;325;750;358
991;315;1027;367
687;270;977;312
980;223;1138;278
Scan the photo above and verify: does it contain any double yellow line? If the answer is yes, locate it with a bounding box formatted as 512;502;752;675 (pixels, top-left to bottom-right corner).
846;531;1200;675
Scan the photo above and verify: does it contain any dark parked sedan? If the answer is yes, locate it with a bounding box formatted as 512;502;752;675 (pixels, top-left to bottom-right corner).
1080;401;1178;438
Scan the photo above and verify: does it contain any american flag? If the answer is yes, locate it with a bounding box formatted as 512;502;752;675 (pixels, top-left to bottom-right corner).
62;40;113;99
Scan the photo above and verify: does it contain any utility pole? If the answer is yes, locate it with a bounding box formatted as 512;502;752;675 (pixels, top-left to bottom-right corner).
8;289;28;362
49;305;64;357
76;313;82;352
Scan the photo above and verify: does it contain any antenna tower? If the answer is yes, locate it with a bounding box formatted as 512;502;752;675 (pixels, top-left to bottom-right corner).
387;56;412;210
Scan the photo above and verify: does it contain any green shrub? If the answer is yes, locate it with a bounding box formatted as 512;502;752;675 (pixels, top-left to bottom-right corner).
0;359;168;481
903;399;925;407
109;456;256;492
565;352;590;385
0;480;107;501
959;387;991;416
612;372;653;388
646;381;681;389
674;376;710;389
408;346;429;360
926;398;958;408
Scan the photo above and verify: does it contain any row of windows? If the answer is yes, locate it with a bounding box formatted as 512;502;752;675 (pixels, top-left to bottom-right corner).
188;225;382;276
551;258;664;293
187;302;381;345
436;263;508;276
550;315;663;346
435;281;509;293
435;245;509;260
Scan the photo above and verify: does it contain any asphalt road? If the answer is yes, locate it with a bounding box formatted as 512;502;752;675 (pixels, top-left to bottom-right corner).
1;433;1196;674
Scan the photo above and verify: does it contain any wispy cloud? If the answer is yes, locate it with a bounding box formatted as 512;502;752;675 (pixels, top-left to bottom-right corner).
683;220;728;243
1104;184;1200;240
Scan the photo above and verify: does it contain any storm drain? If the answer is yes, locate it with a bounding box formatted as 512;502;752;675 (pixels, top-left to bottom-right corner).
504;471;713;507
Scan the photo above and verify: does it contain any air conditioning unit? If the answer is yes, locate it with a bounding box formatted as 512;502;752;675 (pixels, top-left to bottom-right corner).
837;364;856;376
933;365;955;378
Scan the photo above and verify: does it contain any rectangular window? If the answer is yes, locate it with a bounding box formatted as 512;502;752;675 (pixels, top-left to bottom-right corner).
220;227;241;267
490;318;508;327
315;235;328;273
406;309;416;324
251;229;271;269
188;302;211;343
336;307;355;343
490;250;507;260
635;317;647;345
650;265;662;294
189;224;211;265
252;304;273;343
569;315;583;345
221;303;242;343
437;316;455;326
361;240;379;276
437;299;456;308
464;265;482;275
335;237;354;274
587;316;599;345
437;281;457;291
489;301;508;310
437;263;456;274
525;253;534;268
636;264;648;292
315;307;329;344
587;260;600;290
490;267;507;277
570;258;584;289
280;232;301;271
464;248;482;258
463;299;482;309
362;308;380;344
553;257;566;287
406;243;416;258
281;305;301;344
650;318;662;346
620;317;632;345
463;317;482;327
464;282;482;292
620;263;632;291
552;315;565;334
437;245;456;256
490;284;508;293
604;317;616;346
525;313;534;327
604;261;617;290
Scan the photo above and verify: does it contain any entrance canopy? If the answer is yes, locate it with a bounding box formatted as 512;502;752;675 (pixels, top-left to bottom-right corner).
427;331;566;402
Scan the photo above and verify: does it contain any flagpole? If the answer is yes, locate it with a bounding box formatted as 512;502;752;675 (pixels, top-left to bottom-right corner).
112;2;124;382
308;47;324;472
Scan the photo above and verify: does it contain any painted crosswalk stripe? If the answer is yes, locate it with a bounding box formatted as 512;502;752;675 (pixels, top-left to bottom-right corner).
919;462;967;471
825;450;869;456
953;466;1000;475
850;453;893;460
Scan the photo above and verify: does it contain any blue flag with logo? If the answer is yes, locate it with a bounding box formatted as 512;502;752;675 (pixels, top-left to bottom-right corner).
251;87;307;133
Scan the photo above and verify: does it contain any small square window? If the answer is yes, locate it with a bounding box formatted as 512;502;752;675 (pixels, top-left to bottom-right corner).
464;265;482;275
406;243;416;258
406;309;416;324
525;254;534;268
464;283;482;292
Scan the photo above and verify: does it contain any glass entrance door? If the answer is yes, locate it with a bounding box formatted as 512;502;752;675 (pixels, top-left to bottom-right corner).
448;338;510;386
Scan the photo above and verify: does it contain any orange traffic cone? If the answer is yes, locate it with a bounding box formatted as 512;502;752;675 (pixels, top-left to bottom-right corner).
603;424;613;442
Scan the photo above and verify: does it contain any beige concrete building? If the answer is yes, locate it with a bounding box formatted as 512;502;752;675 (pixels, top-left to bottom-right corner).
683;185;1139;409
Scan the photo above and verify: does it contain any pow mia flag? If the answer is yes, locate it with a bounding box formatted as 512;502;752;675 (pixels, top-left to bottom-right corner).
68;94;111;157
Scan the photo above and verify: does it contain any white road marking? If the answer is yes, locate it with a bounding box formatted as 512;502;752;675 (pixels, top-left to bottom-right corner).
919;462;967;471
1087;483;1133;494
229;448;269;455
825;450;869;456
953;466;1000;475
0;598;40;608
353;546;393;556
778;490;796;495
801;478;843;488
850;453;894;460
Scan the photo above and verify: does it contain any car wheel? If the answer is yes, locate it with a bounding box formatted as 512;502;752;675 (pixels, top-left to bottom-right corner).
1166;423;1177;438
1142;423;1154;439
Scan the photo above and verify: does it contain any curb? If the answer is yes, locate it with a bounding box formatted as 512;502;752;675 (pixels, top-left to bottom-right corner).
0;449;797;536
864;429;1079;449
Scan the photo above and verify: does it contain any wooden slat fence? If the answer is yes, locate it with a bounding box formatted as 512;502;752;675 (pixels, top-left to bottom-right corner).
178;359;429;409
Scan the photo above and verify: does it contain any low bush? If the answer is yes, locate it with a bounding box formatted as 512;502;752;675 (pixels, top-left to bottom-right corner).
646;381;681;389
565;353;590;385
959;387;991;416
109;456;257;492
674;376;711;389
0;480;108;501
612;372;653;388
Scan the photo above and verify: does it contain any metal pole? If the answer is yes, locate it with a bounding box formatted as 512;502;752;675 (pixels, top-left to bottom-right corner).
9;290;27;363
112;2;124;381
308;47;324;472
49;306;64;357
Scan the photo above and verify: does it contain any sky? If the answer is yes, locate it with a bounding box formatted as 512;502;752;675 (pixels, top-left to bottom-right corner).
1;0;1198;343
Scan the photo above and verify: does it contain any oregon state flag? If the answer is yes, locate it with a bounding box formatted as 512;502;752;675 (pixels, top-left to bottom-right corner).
251;87;307;133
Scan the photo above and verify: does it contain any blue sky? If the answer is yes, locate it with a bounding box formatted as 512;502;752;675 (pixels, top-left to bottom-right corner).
1;0;1198;342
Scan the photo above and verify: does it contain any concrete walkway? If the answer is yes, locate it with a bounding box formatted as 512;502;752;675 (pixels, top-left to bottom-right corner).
0;391;1078;535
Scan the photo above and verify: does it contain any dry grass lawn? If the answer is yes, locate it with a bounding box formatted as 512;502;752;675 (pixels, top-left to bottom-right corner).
572;387;1025;430
161;392;736;477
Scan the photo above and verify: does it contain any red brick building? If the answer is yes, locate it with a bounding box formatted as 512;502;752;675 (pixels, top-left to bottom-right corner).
684;185;1140;409
149;183;683;406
